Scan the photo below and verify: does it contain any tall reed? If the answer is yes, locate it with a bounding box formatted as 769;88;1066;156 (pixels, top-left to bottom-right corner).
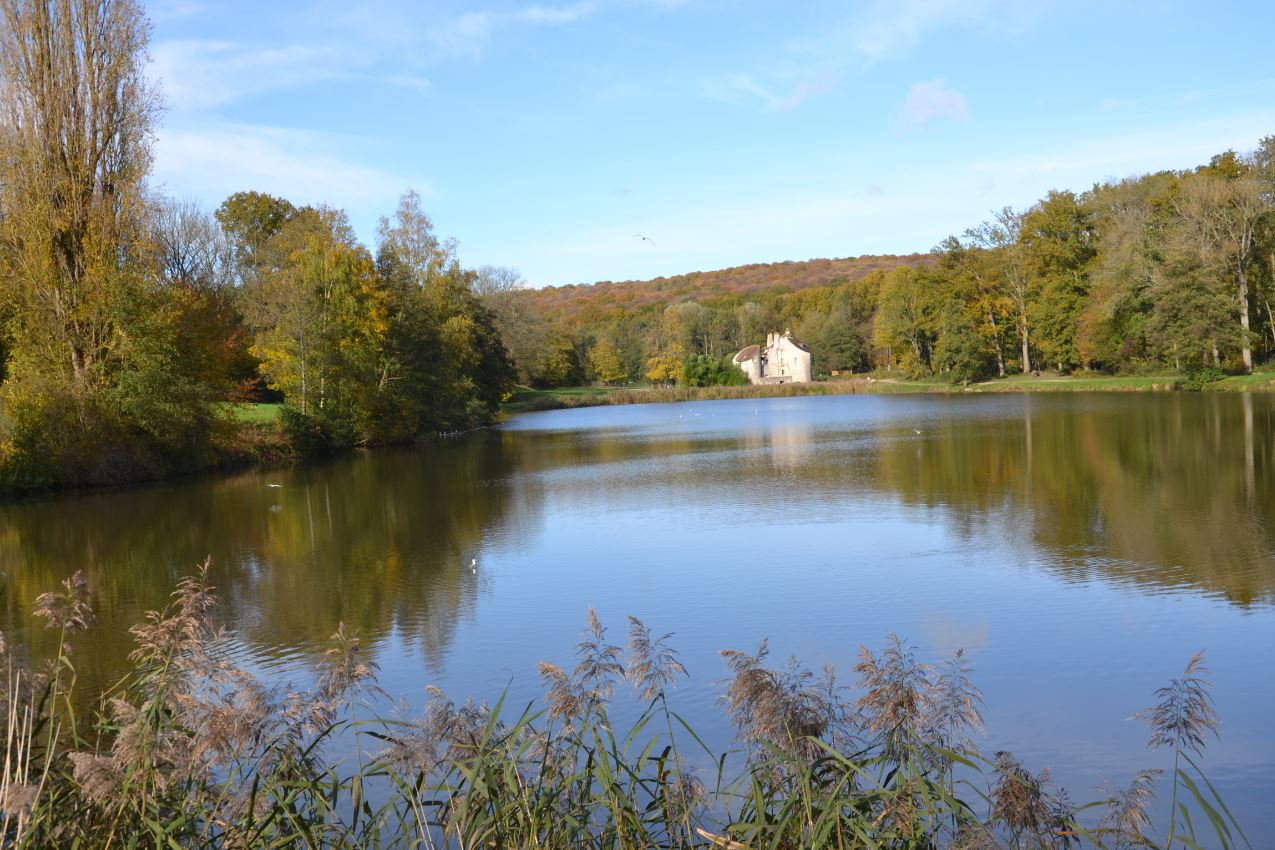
0;563;1249;848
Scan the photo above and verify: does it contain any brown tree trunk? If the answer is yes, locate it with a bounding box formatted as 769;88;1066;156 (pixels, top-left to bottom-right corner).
1238;264;1253;373
989;311;1005;377
1019;322;1032;374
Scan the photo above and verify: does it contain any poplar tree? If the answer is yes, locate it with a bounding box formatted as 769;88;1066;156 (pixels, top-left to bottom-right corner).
0;0;159;393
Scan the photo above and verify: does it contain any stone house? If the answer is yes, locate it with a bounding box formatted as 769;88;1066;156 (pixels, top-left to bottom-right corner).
732;331;812;385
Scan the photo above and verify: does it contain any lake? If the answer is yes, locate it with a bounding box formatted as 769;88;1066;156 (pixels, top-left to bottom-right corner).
2;392;1273;833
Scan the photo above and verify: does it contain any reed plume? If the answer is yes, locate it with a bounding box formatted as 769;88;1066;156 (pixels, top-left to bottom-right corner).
720;640;842;760
855;632;931;761
32;570;95;634
0;568;1248;848
1098;768;1160;849
1138;649;1218;756
991;750;1074;847
626;615;688;702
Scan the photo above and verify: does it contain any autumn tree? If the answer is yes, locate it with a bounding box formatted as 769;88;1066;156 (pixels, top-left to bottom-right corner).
215;191;299;280
1173;163;1266;373
0;0;239;486
1021;191;1097;372
873;266;939;375
472;265;552;385
588;338;627;384
149;197;259;399
0;0;159;391
966;208;1034;372
376;190;513;429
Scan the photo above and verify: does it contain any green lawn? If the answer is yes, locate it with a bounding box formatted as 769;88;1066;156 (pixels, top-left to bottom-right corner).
968;372;1181;392
510;385;623;398
1213;370;1275;391
222;402;283;423
503;385;627;408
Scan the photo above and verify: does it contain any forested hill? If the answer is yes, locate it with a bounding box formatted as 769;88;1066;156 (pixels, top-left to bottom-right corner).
524;254;934;321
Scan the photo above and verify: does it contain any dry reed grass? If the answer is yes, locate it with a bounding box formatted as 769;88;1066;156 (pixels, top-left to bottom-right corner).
0;562;1250;849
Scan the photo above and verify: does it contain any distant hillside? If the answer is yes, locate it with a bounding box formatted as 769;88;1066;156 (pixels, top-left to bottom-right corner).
525;254;935;320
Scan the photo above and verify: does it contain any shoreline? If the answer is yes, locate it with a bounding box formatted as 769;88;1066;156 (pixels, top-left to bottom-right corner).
5;375;1270;501
503;370;1275;412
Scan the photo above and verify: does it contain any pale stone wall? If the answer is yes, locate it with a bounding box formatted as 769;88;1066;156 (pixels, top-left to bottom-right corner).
732;332;811;384
732;344;763;384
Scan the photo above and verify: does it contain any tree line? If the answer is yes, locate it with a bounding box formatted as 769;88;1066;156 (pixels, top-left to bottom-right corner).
485;143;1275;388
4;1;1274;492
0;0;512;491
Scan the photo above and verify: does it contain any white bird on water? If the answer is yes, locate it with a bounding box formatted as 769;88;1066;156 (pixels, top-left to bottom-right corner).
266;483;283;488
913;429;922;435
470;558;477;574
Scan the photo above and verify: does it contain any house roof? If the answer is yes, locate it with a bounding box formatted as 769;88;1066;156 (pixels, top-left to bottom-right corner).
733;344;760;363
781;332;811;353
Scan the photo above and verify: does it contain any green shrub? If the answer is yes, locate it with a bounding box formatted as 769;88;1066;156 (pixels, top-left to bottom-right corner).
1179;365;1225;391
681;354;749;387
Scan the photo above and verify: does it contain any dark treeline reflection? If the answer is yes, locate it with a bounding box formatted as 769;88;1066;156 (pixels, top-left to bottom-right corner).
505;393;1275;608
0;434;533;698
872;393;1275;606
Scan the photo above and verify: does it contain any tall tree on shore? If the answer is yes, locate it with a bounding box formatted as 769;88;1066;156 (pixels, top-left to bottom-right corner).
0;0;159;394
1021;191;1097;372
376;190;513;428
1162;167;1264;371
966;208;1034;373
215;191;299;282
472;265;553;385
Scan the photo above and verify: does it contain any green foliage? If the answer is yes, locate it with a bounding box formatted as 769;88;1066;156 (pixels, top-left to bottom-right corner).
587;338;628;384
934;314;996;383
680;354;749;387
1179;365;1226;391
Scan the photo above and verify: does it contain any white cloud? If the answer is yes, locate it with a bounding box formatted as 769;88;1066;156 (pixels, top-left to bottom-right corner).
702;68;841;111
150;40;342;112
850;0;1038;62
429;2;597;58
152;123;424;217
520;2;597;24
380;75;432;95
147;0;205;22
1099;97;1137;111
901;79;968;128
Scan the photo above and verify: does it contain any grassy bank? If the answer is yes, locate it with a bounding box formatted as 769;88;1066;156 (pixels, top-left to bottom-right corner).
0;565;1245;848
504;380;881;412
503;369;1275;414
221;402;284;423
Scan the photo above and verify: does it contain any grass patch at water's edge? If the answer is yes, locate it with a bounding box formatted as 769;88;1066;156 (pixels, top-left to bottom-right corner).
220;401;284;423
501;370;1275;414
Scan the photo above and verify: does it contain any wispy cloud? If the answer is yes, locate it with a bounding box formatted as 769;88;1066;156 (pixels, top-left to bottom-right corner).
147;0;205;22
152;123;422;213
849;0;1039;62
1099;97;1137;112
703;0;1031;114
150;39;343;112
429;2;597;58
966;112;1275;185
901;79;968;129
702;68;841;111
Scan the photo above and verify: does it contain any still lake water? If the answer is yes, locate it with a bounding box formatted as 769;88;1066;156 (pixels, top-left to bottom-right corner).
3;392;1274;831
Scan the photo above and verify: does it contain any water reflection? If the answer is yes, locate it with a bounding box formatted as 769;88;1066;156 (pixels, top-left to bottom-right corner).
507;393;1275;608
2;392;1272;835
0;435;531;694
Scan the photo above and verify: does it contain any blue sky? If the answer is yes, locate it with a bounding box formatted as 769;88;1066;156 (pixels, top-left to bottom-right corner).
148;0;1275;287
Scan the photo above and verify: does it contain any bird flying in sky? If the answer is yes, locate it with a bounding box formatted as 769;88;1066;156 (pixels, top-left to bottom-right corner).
633;234;655;246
